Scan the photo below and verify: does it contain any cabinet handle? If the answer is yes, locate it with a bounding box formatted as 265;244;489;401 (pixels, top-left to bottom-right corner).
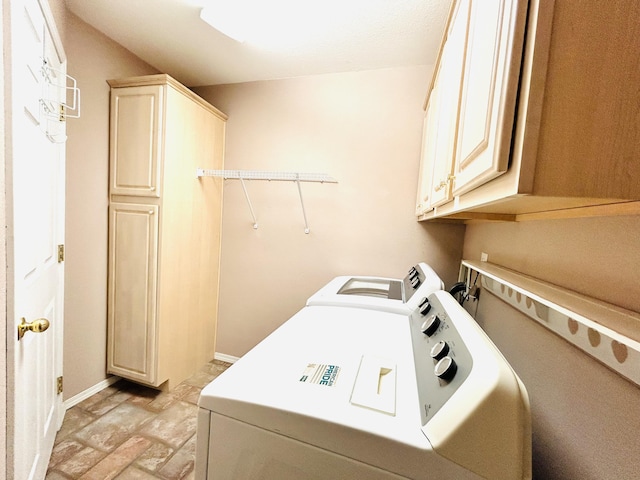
434;180;447;192
148;210;155;215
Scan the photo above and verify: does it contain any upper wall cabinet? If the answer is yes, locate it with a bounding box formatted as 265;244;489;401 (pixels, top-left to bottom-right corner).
416;0;470;214
416;0;640;221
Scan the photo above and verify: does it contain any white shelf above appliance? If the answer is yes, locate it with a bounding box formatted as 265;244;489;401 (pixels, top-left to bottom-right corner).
197;169;338;233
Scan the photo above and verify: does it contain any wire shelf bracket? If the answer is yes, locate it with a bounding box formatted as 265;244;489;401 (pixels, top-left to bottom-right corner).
197;169;338;233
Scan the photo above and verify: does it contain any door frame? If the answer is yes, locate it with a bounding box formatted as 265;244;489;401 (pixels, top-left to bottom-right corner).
2;0;8;473
2;0;67;475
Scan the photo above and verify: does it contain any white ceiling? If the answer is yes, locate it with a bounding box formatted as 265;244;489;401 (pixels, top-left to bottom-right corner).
63;0;451;87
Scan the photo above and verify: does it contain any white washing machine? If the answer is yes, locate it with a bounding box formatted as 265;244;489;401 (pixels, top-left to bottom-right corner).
305;262;444;314
196;291;532;480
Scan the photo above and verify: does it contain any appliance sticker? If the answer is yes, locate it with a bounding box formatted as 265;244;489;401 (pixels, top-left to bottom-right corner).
299;363;340;387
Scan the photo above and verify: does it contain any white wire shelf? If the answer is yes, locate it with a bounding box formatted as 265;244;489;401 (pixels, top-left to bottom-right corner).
196;169;337;183
196;169;338;233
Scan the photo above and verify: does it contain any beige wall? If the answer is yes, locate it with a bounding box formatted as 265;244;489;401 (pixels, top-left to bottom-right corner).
61;8;159;399
195;68;466;357
463;217;640;479
463;216;640;313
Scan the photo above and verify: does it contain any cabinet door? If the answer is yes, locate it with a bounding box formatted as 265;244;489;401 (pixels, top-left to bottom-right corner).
416;100;437;215
452;0;527;196
428;0;470;208
110;85;164;197
107;203;159;385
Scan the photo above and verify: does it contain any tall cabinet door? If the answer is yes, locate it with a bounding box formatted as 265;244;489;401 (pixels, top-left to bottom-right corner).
107;203;159;384
428;0;470;208
109;85;164;198
415;102;437;215
452;0;528;196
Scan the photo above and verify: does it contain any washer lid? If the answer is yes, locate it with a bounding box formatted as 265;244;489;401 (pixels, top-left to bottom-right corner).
305;263;444;314
337;277;403;299
306;276;408;312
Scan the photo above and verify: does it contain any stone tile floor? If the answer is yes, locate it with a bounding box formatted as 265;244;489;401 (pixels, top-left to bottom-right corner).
46;360;231;480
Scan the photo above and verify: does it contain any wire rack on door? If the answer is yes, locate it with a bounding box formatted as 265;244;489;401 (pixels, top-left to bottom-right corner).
33;61;81;143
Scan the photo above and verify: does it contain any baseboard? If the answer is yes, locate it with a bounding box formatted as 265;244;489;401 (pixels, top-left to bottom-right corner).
214;352;240;364
63;355;236;410
63;376;121;410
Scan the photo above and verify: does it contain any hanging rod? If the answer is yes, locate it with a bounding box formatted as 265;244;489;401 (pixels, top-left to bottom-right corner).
196;169;338;233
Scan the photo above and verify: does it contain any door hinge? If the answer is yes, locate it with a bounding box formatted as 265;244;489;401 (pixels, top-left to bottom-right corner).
59;104;66;122
57;244;64;263
57;376;63;395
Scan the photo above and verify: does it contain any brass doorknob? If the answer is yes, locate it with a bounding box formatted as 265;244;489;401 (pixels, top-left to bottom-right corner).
18;317;50;340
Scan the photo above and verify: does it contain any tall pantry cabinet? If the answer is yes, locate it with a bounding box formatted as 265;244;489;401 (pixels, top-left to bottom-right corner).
107;74;227;389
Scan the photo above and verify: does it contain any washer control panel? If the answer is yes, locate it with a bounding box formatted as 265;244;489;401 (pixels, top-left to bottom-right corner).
402;263;443;302
404;265;422;296
409;291;473;425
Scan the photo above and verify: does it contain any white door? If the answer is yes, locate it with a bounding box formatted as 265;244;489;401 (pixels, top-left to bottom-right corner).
8;0;66;478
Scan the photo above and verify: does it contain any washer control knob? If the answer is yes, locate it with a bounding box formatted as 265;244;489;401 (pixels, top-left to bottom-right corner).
421;314;440;337
434;356;457;381
409;266;417;276
430;340;450;360
419;299;431;316
411;277;421;289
